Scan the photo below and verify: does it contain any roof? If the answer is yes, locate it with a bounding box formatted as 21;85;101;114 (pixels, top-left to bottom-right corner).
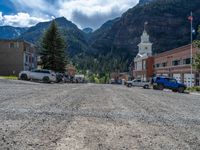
154;44;199;58
0;39;36;47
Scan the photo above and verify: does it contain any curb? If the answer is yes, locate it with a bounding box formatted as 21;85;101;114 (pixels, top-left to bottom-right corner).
190;92;200;96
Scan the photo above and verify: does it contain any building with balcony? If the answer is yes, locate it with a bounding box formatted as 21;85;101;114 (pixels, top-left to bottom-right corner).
0;40;37;76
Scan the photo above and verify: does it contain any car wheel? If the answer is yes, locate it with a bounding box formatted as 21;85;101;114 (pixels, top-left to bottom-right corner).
178;87;185;93
172;89;178;92
143;85;149;89
158;84;164;90
20;74;28;81
43;76;50;83
153;85;158;90
127;83;132;87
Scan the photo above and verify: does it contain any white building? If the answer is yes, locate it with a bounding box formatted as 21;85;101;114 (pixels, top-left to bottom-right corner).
133;25;154;81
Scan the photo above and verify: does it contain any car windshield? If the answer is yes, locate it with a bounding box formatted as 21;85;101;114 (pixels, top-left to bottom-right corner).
169;79;177;83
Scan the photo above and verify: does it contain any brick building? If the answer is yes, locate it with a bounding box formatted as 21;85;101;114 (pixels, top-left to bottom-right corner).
154;44;200;87
0;40;37;76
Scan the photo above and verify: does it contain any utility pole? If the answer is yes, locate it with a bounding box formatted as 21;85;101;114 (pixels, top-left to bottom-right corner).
190;12;193;87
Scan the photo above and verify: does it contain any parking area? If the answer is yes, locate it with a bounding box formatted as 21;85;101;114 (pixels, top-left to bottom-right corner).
0;79;200;150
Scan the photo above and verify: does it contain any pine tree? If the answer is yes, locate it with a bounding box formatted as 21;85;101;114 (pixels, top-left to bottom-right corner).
193;25;200;73
40;20;67;72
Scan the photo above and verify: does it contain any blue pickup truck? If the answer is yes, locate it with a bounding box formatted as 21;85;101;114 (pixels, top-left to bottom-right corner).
152;76;187;93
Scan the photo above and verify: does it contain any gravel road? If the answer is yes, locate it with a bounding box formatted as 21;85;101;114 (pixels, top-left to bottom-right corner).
0;79;200;150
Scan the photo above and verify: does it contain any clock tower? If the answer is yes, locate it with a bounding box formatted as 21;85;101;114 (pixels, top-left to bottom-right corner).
137;25;152;56
133;22;154;81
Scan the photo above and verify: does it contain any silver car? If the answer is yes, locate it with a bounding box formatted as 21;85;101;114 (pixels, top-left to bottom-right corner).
19;69;57;83
126;79;150;89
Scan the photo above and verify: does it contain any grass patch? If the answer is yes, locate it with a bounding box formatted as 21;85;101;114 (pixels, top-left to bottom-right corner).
187;86;200;92
0;76;18;80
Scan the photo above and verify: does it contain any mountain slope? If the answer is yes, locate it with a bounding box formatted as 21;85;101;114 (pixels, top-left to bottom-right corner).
82;28;93;34
91;0;200;58
20;17;89;56
89;18;120;47
0;26;27;39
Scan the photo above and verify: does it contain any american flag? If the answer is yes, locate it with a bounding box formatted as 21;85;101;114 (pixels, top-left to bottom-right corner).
188;15;193;21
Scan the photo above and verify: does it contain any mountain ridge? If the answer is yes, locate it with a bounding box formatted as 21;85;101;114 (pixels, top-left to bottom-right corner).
0;26;28;39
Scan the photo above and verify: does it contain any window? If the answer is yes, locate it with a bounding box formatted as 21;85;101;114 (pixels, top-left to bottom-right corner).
41;70;50;74
135;80;141;82
29;56;32;63
172;60;181;66
183;58;191;65
9;42;19;48
169;79;177;83
143;60;146;70
9;43;15;48
32;70;40;73
25;55;28;62
156;64;160;68
162;62;167;67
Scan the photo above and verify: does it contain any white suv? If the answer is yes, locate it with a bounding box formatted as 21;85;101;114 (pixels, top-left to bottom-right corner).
19;69;57;83
126;79;150;89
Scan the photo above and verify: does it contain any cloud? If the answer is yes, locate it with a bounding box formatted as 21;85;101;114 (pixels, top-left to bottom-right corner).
0;12;50;27
1;0;139;29
71;8;121;29
0;12;3;20
58;0;138;29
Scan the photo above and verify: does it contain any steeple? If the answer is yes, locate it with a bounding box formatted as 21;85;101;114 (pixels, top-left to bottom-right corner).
141;22;150;43
137;21;152;56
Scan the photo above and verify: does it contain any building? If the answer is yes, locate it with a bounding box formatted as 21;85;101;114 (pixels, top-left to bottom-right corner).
154;44;200;87
0;40;37;76
132;26;154;81
66;64;76;77
111;72;130;81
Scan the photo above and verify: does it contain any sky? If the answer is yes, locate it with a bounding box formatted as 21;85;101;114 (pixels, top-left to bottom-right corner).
0;0;139;29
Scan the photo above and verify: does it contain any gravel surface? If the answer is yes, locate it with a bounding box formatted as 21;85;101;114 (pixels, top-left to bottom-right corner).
0;79;200;150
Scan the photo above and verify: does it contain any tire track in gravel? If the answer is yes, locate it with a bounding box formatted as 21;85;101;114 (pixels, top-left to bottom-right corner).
0;82;91;150
109;86;200;149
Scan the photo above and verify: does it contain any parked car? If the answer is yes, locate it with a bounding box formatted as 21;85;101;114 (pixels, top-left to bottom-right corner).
74;75;86;83
62;74;74;83
152;76;187;93
19;69;57;83
56;73;64;83
126;79;150;89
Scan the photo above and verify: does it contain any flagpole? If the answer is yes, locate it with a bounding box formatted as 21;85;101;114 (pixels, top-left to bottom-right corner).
190;11;193;87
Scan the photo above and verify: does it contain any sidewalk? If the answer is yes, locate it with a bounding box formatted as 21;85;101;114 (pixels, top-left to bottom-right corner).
190;92;200;96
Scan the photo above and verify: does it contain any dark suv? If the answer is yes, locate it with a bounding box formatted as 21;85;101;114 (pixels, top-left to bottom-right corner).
152;76;187;93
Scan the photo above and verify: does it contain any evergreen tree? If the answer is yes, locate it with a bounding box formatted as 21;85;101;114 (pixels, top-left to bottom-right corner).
193;25;200;72
40;20;67;72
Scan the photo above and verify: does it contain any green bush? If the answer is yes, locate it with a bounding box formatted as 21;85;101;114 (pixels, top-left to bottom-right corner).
187;86;200;92
94;77;100;84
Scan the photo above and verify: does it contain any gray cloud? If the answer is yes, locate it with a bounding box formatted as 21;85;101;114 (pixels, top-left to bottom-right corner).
72;8;121;29
1;0;139;29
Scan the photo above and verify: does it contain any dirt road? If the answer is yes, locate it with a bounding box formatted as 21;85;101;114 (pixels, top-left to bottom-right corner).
0;79;200;150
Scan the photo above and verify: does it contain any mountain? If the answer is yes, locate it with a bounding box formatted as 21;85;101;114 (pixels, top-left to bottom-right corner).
0;26;27;39
91;0;200;59
19;17;89;56
82;28;93;34
139;0;156;5
89;17;120;49
1;0;200;75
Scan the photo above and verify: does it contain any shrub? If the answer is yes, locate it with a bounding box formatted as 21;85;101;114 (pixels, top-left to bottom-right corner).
187;86;200;92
